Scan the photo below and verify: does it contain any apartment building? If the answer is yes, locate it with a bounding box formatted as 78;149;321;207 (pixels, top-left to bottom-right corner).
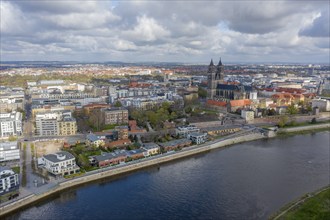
0;142;20;162
175;125;200;138
41;151;80;176
35;111;77;136
0;167;19;196
102;108;128;125
0;111;22;138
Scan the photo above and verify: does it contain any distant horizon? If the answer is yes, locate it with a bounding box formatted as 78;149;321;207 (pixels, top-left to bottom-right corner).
0;60;329;66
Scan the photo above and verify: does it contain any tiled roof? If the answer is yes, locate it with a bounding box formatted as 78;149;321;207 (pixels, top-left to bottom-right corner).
230;99;251;107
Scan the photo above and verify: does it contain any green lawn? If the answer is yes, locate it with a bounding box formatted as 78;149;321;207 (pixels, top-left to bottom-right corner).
280;188;330;220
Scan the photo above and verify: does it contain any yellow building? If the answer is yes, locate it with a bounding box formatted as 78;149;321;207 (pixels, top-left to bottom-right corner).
58;119;77;136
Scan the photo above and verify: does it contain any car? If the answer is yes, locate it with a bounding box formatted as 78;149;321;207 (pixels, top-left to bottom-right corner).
24;139;28;141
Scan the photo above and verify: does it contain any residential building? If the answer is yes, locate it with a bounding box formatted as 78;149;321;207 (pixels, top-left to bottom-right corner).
202;126;241;136
102;108;128;125
58;117;77;136
35;111;77;136
142;143;160;156
86;133;105;147
241;110;255;122
0;111;22;138
35;112;59;136
115;126;129;140
83;103;110;115
40;151;80;176
312;98;330;112
127;149;147;160
0;142;20;162
159;139;192;152
187;132;208;144
93;151;127;167
0;167;19;196
175;125;200;138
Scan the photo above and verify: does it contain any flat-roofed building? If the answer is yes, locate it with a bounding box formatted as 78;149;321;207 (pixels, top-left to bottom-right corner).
102;108;128;125
35;111;77;136
175;125;200;138
0;167;19;196
40;151;80;176
58;117;77;136
0;141;20;162
0;111;22;138
187;132;208;144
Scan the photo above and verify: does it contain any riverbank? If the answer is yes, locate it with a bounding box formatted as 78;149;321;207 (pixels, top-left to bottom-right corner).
277;123;330;137
0;124;329;217
270;186;330;220
0;132;264;217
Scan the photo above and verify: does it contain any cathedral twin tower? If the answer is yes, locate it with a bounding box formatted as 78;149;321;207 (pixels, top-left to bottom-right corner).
207;58;224;99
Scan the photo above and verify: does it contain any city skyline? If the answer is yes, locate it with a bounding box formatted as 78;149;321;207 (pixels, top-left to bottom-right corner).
1;0;329;63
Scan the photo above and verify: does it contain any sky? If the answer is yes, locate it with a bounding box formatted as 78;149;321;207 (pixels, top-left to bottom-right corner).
0;0;329;63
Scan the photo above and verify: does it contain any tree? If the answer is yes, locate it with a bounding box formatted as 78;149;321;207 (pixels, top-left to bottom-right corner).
287;104;298;115
198;87;207;99
278;115;289;128
114;101;122;107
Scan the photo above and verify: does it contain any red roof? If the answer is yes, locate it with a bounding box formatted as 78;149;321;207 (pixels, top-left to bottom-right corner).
206;100;227;107
230;99;251;107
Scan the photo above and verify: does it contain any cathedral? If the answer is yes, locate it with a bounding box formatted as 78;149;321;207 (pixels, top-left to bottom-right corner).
207;58;256;101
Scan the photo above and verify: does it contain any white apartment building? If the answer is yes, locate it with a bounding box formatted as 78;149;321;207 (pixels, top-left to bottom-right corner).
175;125;200;138
40;151;80;176
0;111;22;138
0;142;20;162
35;112;60;136
187;132;208;144
0;167;19;195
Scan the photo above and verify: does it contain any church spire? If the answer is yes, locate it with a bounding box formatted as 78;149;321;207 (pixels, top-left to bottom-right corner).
210;59;214;66
218;57;222;66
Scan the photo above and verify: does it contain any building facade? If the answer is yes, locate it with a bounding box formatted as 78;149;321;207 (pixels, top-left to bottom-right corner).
41;151;80;176
102;108;129;125
187;132;208;144
0;167;19;196
0;142;20;162
0;112;22;138
175;125;200;138
35;111;77;136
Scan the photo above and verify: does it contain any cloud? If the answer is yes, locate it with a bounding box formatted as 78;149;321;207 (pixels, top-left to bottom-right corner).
123;15;170;42
299;10;330;37
0;0;329;63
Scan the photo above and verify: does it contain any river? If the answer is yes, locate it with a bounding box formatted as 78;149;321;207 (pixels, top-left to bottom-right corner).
6;131;330;220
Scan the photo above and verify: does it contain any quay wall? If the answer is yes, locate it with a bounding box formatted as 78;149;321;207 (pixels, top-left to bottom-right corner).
281;123;330;133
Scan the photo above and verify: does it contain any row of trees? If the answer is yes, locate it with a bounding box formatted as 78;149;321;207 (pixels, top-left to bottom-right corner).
130;102;184;130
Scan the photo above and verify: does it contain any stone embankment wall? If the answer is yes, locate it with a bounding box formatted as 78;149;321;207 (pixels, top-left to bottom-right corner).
281;123;330;133
0;133;264;217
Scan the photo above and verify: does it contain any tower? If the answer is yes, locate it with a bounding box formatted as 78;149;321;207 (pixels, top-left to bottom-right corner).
207;58;224;99
216;57;224;80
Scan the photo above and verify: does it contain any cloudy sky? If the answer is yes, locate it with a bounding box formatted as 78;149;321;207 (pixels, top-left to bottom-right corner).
1;0;329;63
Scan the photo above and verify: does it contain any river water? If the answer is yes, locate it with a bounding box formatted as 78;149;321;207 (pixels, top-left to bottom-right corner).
7;132;330;220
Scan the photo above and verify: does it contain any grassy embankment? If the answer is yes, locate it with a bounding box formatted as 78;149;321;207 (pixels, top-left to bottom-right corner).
271;187;330;220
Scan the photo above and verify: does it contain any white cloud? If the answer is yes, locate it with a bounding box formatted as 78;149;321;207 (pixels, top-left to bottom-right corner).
124;15;170;42
0;0;329;63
